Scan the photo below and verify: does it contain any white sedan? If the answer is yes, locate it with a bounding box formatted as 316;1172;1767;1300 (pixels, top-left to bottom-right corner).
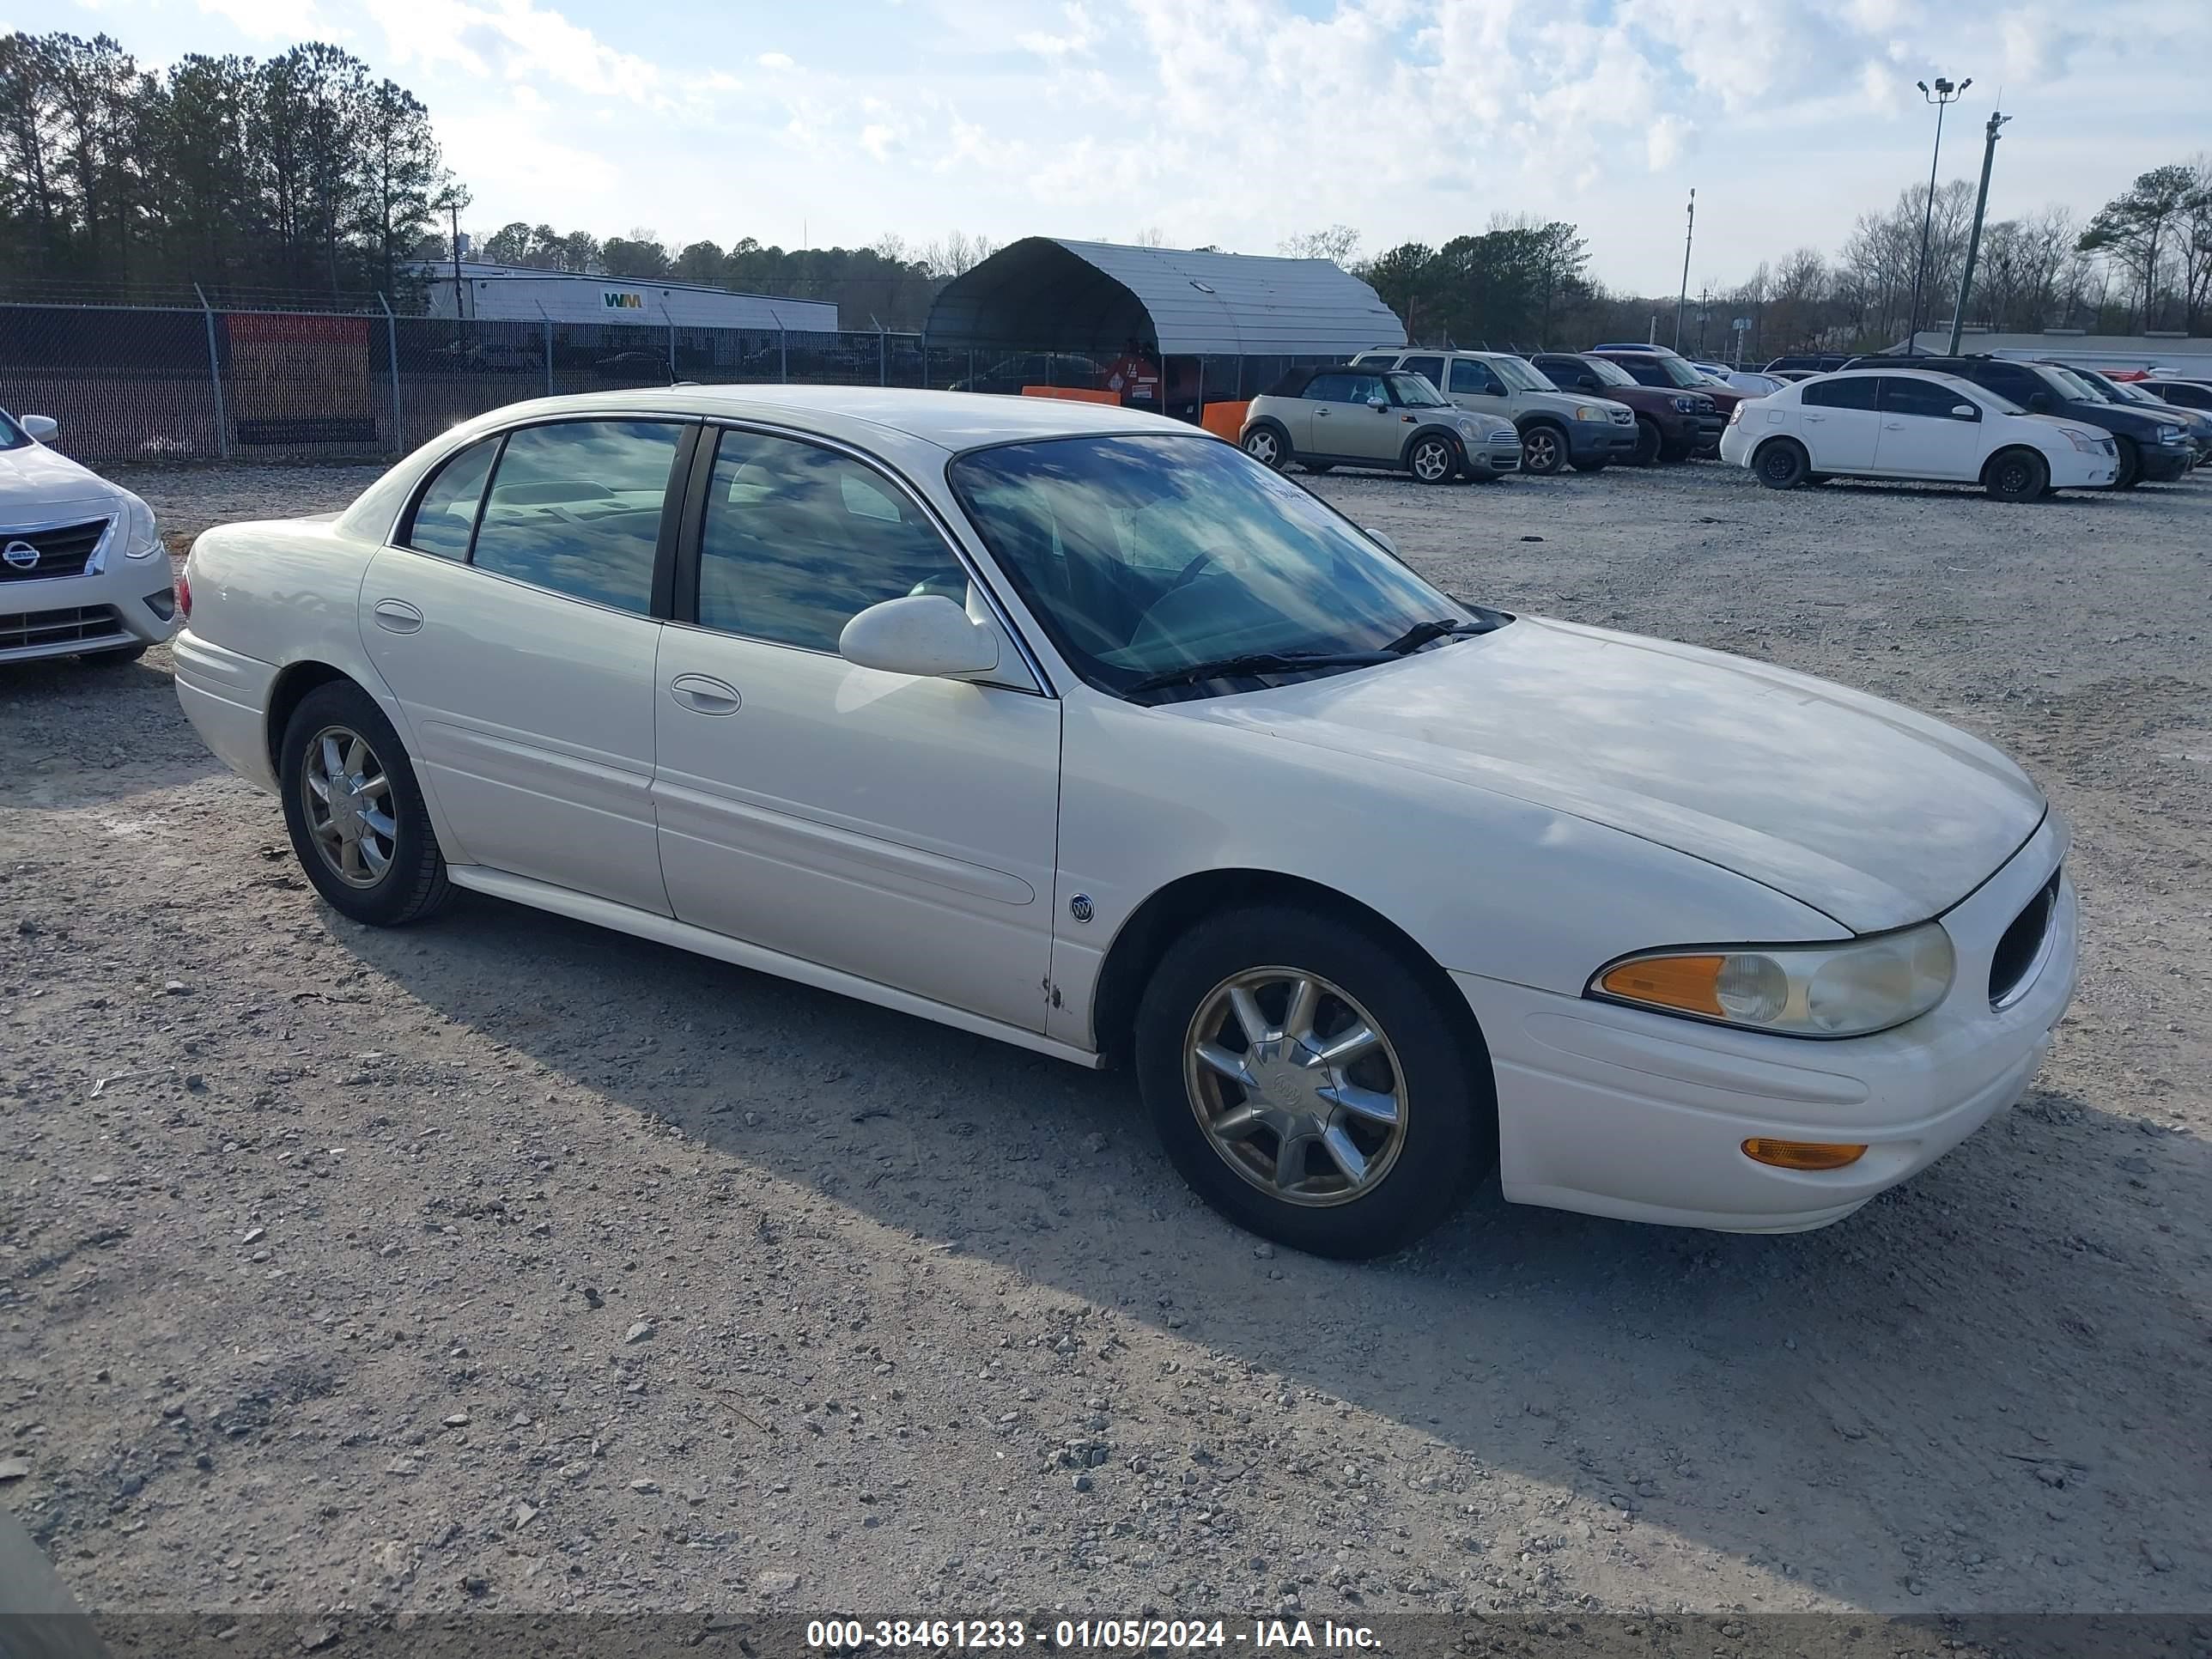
174;387;2077;1257
1;410;179;664
1718;368;2117;498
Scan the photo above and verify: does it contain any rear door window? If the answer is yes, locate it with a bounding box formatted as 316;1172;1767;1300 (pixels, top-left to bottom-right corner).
469;421;684;614
1879;377;1975;419
1801;377;1880;410
1401;355;1445;387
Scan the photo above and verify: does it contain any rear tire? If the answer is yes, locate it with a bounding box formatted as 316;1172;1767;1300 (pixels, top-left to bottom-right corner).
1984;447;2049;502
1135;904;1492;1258
279;679;452;927
1631;419;1662;467
1520;425;1567;476
1754;438;1809;489
1243;426;1288;470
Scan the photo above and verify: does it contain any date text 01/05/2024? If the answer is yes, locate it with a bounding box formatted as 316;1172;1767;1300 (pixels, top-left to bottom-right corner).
804;1618;1382;1650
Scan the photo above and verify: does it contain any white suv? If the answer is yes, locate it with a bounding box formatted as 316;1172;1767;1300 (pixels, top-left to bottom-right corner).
0;411;179;665
1717;369;2118;501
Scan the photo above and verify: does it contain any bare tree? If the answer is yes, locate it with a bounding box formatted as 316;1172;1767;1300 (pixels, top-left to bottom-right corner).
1279;225;1360;264
921;229;996;279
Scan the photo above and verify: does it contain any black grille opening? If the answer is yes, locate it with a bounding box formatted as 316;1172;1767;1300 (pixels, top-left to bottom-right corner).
0;604;124;651
0;517;112;581
1989;872;2060;1009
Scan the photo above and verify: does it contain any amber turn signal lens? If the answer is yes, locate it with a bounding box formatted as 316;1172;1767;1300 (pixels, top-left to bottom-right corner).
1741;1138;1868;1171
1598;954;1724;1016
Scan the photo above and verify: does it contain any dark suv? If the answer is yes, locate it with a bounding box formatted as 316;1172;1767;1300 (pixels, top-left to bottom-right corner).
1593;350;1749;439
1764;354;1853;374
1528;352;1715;463
1896;356;2194;488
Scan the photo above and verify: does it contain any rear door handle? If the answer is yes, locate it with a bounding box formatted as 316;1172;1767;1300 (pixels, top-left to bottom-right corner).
669;673;741;714
372;599;422;633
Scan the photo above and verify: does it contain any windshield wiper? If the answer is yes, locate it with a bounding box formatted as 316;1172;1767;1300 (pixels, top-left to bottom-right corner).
1121;651;1393;696
1379;616;1498;655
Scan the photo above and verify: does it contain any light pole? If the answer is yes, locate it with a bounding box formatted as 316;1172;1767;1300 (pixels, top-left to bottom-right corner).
1673;189;1695;350
1947;109;2013;355
1904;76;1968;355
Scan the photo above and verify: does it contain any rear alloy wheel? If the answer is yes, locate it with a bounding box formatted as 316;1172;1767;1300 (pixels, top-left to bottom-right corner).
279;679;452;927
1136;905;1492;1258
1631;418;1662;466
1754;438;1810;489
1984;447;2049;502
2110;435;2142;490
1407;434;1458;484
1243;427;1287;470
1520;425;1566;476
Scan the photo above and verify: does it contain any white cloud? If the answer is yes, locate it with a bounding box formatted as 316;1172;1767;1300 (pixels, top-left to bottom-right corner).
195;0;320;37
860;122;894;161
1018;1;1094;58
757;50;793;70
362;0;660;102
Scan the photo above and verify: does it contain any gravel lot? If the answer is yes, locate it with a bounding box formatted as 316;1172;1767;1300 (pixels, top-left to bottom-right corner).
3;453;2209;1626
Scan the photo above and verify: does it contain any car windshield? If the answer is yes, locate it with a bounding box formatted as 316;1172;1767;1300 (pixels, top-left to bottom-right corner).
1385;372;1447;407
948;434;1481;700
2040;366;2105;401
1488;356;1549;392
0;410;27;451
1636;355;1708;389
1575;356;1639;388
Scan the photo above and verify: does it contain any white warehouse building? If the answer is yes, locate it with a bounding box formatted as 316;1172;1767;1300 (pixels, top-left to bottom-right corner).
413;261;840;332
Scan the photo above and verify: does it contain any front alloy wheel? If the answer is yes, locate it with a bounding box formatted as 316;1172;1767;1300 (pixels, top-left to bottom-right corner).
1243;428;1285;469
1521;427;1565;476
1409;435;1456;483
1184;967;1407;1206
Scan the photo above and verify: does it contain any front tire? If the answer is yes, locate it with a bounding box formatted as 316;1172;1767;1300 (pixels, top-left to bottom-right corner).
1407;434;1458;485
1631;419;1662;467
1984;447;2049;502
2111;435;2141;490
1754;437;1810;489
1243;426;1288;470
1520;425;1567;476
1135;905;1492;1258
76;642;149;665
279;680;453;927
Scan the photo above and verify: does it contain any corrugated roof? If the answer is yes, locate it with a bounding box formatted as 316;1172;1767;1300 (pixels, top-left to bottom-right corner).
924;237;1407;357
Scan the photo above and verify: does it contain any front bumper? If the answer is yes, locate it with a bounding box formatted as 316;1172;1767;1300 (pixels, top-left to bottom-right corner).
2140;442;2194;483
0;520;179;664
1456;816;2076;1232
1463;438;1524;477
1692;415;1728;453
1566;420;1639;462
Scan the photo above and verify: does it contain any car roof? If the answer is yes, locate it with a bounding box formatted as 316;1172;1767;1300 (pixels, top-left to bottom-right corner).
434;384;1191;454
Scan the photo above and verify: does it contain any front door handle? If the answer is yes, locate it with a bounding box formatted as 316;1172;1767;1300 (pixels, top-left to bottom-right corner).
372;599;422;633
669;673;741;714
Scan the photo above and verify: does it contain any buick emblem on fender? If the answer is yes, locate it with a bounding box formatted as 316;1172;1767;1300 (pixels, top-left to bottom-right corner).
2;540;39;570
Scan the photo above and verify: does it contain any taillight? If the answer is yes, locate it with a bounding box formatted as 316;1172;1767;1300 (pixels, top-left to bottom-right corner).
176;567;192;621
1727;403;1744;425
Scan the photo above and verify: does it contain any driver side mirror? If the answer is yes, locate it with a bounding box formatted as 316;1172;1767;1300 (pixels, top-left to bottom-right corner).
1364;526;1399;555
1950;403;1980;422
839;594;998;679
21;415;58;442
2026;392;2053;413
1365;396;1389;411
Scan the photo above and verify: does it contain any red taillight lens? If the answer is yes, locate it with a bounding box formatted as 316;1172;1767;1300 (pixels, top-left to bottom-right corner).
176;567;192;621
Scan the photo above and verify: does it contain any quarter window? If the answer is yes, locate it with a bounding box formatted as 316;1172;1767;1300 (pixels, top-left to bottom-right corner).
1800;377;1880;410
469;422;682;613
694;428;968;653
404;438;497;560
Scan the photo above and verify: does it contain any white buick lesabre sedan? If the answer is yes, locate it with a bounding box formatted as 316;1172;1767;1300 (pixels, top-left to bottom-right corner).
2;409;179;664
173;387;2076;1257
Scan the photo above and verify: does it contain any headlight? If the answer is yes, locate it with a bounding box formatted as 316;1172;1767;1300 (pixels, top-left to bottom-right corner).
1455;418;1478;436
2157;423;2185;443
121;493;161;559
1672;395;1698;413
1572;404;1610;422
2063;428;2103;453
1589;922;1955;1038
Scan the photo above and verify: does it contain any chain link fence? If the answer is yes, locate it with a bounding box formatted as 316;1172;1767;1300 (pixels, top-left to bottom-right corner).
2;301;1334;466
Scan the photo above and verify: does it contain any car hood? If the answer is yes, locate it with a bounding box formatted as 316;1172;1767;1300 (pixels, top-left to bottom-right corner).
1176;617;2045;933
0;443;119;522
1518;389;1630;420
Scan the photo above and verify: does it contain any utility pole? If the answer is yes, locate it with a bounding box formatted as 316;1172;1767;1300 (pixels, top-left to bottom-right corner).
1947;108;2012;355
1905;76;1968;354
1674;189;1695;350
